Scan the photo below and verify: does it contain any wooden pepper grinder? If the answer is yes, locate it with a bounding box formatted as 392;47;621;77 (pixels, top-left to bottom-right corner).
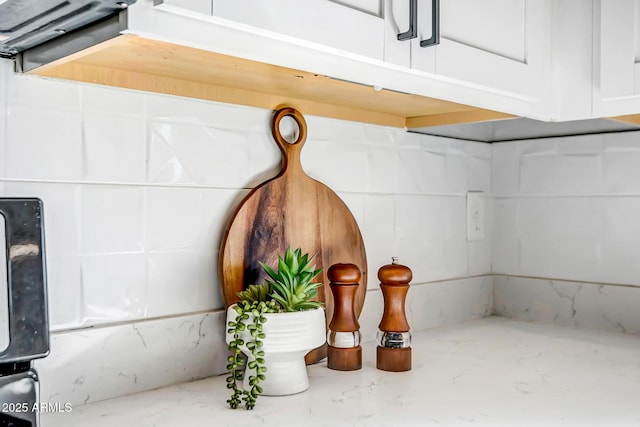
377;257;413;372
326;263;362;371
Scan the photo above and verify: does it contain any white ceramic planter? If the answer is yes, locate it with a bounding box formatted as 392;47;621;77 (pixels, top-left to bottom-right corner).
225;305;326;396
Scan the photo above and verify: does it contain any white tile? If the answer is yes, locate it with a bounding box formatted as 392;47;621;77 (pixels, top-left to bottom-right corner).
519;138;556;156
601;130;640;151
148;122;252;187
337;193;365;230
82;85;145;117
364;125;395;147
492;197;518;240
468;238;492;276
601;240;640;285
397;130;423;149
492;198;519;274
83;114;146;183
555;133;604;155
461;140;491;159
492;142;519;195
492;237;520;275
302;140;367;193
603;197;640;240
394;195;423;240
468;155;491;192
397;149;445;194
421;196;447;241
36;311;227;406
200;188;247;255
363;195;395;241
146;250;208;317
81;253;146;323
144;187;202;251
603;151;640;194
520;236;601;282
362;195;396;284
146;94;268;132
395;237;433;283
6;106;82;181
444;154;468;193
421;134;452;154
81;185;144;254
7;73;80;111
247;131;280;185
520;153;602;195
3;182;80;257
518;198;603;240
304;114;365;142
367;146;397;193
46;255;83;330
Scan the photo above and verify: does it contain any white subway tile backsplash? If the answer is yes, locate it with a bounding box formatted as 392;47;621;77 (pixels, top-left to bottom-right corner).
520;153;602;195
601;241;640;285
6;106;82;181
304;114;366;143
520;236;601;281
0;65;498;405
144;187;202;251
602;151;640;194
82;85;145;118
555;133;604;155
395;195;425;240
363;195;395;241
148;123;252;186
83;114;146;183
7;74;80;111
366;146;397;193
147;94;268;132
397;149;445;194
46;255;83;330
491;142;519;195
603;197;640;240
146;250;207;317
81;185;144;254
468;155;491;192
518;197;603;240
445;154;468;193
4;182;80;257
303;139;368;193
81;253;146;323
363;125;396;147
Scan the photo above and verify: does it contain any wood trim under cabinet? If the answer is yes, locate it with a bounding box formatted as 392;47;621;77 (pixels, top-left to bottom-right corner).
29;34;510;128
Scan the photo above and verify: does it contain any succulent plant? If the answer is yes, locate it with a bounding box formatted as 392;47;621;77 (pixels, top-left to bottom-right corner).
226;247;323;410
260;247;323;312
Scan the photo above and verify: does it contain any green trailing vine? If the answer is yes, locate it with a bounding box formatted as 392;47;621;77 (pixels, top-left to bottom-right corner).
226;248;323;410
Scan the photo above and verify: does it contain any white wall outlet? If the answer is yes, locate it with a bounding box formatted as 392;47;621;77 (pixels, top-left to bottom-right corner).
466;191;485;241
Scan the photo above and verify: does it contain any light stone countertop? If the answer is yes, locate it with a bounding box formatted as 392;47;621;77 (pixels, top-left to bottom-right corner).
41;317;640;427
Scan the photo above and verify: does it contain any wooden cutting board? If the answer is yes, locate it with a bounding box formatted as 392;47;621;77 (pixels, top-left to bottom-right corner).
219;107;367;363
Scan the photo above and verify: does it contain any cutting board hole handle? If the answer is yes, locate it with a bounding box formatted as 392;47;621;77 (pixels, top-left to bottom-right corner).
271;107;307;150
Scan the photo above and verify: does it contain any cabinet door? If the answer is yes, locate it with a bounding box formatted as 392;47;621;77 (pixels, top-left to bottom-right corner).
210;0;385;60
431;0;549;99
595;0;640;116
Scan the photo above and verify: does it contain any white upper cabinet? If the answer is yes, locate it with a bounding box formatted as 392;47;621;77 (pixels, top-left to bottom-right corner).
434;0;550;100
209;0;386;60
384;0;551;105
594;0;640;116
132;0;558;120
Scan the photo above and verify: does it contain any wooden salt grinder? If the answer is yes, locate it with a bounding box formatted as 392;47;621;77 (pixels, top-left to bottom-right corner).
377;257;413;372
327;263;362;371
